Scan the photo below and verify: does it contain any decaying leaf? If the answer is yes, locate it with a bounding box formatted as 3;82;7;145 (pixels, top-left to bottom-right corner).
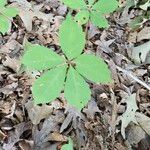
60;106;85;133
131;41;150;64
83;99;101;119
16;4;54;31
18;140;34;150
119;93;138;139
25;101;53;125
3;122;32;150
126;123;146;145
137;27;150;42
135;112;150;136
2;56;21;72
33;111;65;149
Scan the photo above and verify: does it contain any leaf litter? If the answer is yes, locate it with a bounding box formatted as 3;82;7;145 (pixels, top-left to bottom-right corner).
0;0;150;149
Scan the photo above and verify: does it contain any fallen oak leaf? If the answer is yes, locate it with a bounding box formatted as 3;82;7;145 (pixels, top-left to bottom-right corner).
131;41;150;64
119;93;138;139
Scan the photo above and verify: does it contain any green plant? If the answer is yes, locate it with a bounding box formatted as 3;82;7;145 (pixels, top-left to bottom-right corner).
22;15;112;110
61;0;119;28
61;138;73;150
0;0;19;34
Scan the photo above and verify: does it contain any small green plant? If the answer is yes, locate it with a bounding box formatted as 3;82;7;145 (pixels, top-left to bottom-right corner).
61;0;119;28
0;0;19;34
22;15;112;110
61;138;73;150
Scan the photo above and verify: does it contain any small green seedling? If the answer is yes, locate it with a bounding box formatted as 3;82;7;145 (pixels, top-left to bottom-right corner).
61;138;73;150
22;15;112;110
0;0;19;34
61;0;119;28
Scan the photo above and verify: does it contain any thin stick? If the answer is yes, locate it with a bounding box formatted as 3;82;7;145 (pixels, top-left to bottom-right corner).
116;65;150;91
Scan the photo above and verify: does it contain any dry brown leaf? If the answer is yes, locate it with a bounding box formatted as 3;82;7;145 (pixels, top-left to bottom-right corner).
83;99;100;119
126;123;145;145
46;132;67;142
3;122;32;150
131;41;150;64
3;56;21;72
17;5;54;31
18;140;34;150
137;27;150;42
135;112;150;135
25;101;53;125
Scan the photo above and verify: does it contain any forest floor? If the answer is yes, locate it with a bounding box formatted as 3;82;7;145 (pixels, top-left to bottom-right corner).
0;0;150;150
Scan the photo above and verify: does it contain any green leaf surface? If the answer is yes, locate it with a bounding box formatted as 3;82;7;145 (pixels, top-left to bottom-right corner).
61;138;73;150
0;15;10;34
3;7;19;17
74;54;112;83
33;65;67;104
92;0;118;14
64;66;91;110
0;0;7;8
59;15;85;60
88;0;95;6
61;0;87;9
90;11;109;28
22;43;65;71
0;6;19;34
75;10;89;25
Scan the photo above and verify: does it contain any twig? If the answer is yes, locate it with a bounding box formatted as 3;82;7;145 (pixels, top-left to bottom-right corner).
116;65;150;91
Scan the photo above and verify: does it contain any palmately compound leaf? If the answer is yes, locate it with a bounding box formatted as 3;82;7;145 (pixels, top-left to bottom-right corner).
22;43;65;71
74;54;112;83
61;0;87;9
75;10;90;25
59;14;85;60
64;66;91;110
61;138;73;150
32;65;67;104
90;11;109;28
92;0;119;14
